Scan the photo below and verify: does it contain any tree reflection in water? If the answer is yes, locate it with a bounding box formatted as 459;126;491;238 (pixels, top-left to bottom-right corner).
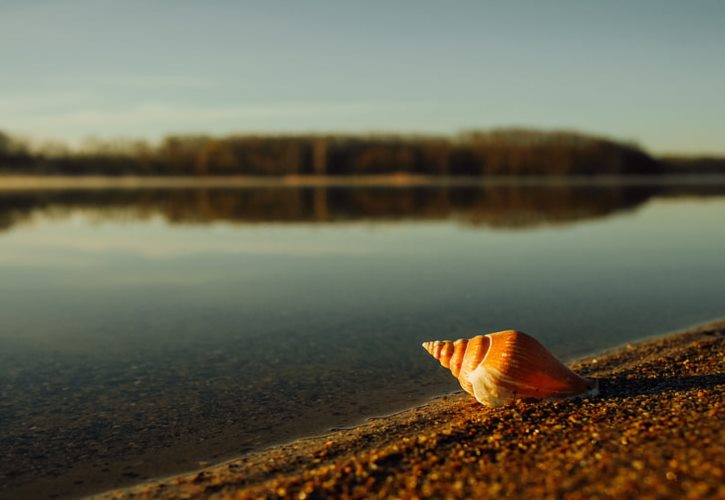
2;181;723;233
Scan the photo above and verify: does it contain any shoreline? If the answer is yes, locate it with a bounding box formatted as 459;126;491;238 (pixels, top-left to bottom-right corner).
98;320;724;499
2;173;725;191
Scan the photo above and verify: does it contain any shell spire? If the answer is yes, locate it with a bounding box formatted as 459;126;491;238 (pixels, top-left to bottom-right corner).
423;330;598;407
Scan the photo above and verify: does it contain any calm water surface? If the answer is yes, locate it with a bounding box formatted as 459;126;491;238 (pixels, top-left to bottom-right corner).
1;179;724;498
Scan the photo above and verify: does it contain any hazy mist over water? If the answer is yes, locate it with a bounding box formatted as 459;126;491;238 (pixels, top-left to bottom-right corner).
1;179;724;497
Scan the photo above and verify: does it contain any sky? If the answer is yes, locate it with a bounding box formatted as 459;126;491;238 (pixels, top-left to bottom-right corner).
1;0;724;155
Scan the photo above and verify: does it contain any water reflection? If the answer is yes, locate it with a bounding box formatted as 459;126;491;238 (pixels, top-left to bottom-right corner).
1;178;724;498
4;180;722;232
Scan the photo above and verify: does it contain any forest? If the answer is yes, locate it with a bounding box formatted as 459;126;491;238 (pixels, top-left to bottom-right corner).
0;128;721;176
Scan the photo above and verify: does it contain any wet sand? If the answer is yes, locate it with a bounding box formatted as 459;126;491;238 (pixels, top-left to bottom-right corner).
98;320;724;499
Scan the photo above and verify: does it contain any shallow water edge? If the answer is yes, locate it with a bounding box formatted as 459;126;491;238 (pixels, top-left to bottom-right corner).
95;318;725;499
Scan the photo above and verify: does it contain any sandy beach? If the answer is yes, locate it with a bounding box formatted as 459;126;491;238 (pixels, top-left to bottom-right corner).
96;320;724;499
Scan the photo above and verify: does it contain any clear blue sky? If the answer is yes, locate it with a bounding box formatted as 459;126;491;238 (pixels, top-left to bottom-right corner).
1;0;724;154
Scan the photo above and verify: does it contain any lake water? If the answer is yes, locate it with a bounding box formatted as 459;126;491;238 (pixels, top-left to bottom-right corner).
1;178;724;498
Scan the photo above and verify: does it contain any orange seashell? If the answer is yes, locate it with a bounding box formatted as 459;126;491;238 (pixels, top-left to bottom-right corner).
422;330;598;407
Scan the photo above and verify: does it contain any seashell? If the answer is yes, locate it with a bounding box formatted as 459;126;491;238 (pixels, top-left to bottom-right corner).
422;330;598;407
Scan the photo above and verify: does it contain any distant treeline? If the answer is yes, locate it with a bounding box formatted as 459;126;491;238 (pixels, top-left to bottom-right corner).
1;128;722;176
659;156;725;175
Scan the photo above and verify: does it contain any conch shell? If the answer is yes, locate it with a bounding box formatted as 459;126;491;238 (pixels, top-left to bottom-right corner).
423;330;598;407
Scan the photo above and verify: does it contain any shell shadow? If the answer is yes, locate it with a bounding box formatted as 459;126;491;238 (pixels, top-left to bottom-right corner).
595;373;725;399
